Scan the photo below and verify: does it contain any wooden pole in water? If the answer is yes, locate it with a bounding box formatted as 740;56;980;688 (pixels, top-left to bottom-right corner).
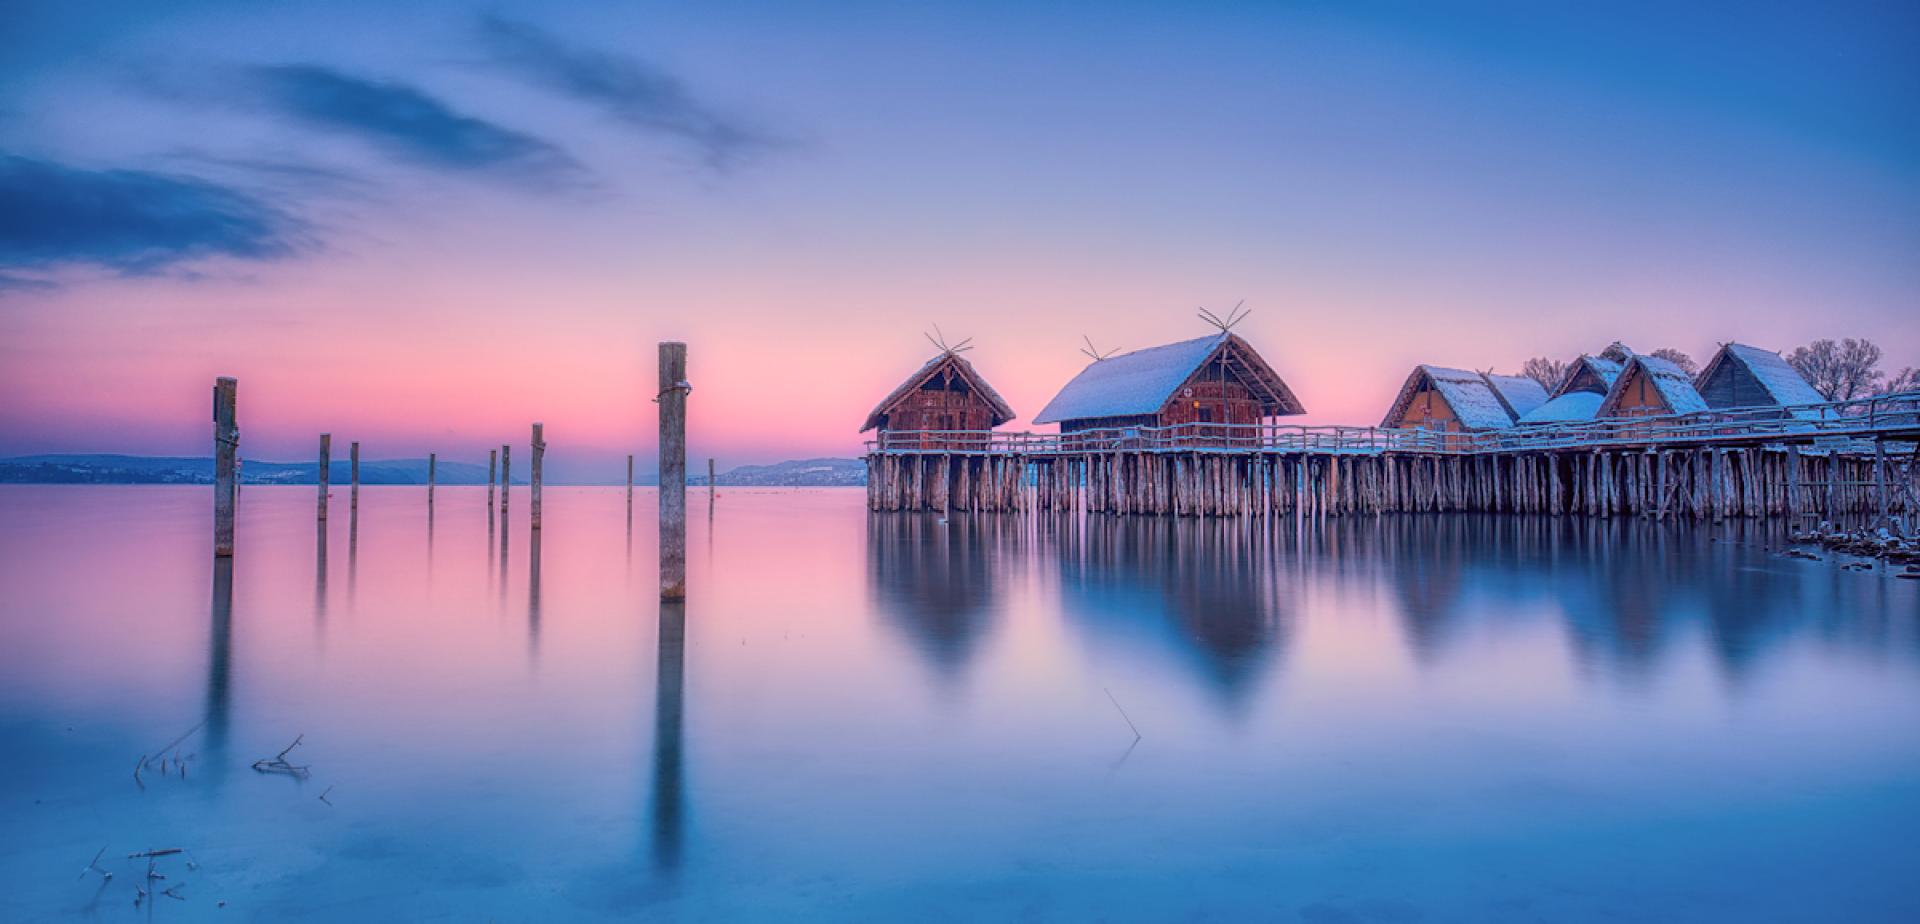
628;454;635;506
531;423;545;530
213;377;238;557
317;434;331;520
350;441;361;512
500;444;511;513
428;452;437;507
708;457;716;512
659;342;688;601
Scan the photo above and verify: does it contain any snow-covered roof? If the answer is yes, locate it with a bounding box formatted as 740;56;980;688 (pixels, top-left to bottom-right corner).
1484;373;1549;420
1552;354;1626;398
861;351;1016;432
1518;391;1603;425
1698;342;1825;412
1380;365;1519;431
1598;354;1709;417
1033;333;1304;425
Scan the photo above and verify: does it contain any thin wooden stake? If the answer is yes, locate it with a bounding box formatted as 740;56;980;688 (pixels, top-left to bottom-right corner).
530;423;545;530
317;434;331;521
659;342;689;601
212;377;238;557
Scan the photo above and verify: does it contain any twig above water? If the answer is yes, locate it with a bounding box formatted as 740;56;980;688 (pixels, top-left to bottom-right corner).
252;734;311;777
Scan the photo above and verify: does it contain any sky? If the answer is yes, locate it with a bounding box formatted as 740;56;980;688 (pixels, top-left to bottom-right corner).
2;0;1916;481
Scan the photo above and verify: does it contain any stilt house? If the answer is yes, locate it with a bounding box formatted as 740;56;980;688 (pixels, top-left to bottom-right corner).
1694;343;1824;414
1380;366;1545;444
1595;354;1708;419
1521;345;1631;425
861;349;1016;450
1032;333;1304;446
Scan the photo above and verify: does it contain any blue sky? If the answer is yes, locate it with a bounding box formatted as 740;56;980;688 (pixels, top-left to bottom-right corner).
1;1;1915;476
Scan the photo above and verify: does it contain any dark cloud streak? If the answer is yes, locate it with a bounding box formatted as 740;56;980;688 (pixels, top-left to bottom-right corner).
250;64;582;182
0;153;304;287
477;15;777;170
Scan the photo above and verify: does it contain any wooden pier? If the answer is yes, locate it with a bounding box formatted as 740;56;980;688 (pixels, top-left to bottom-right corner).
866;392;1920;521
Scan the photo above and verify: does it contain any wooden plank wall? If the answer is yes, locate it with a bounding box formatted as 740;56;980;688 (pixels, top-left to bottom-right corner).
865;449;1899;520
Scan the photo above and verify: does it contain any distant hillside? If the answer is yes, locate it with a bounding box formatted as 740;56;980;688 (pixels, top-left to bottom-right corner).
696;458;865;487
0;454;502;485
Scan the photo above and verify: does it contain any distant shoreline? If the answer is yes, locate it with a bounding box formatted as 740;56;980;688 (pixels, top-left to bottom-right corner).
0;454;867;487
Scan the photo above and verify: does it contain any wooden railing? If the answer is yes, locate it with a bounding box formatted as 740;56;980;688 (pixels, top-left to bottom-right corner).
866;390;1920;456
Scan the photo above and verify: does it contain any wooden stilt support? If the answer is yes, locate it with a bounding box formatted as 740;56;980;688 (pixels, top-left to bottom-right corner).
530;423;545;530
500;445;511;513
428;452;437;508
213;377;238;557
350;441;360;512
658;342;689;601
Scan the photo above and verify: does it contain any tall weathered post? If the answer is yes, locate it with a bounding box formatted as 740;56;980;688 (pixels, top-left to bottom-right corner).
488;449;498;507
500;444;512;513
317;434;332;520
530;423;546;530
350;441;361;512
659;342;688;600
213;377;238;557
708;457;717;517
428;452;437;507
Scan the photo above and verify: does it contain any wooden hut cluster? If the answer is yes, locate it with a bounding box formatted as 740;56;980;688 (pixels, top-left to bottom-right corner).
864;331;1308;450
1383;342;1822;435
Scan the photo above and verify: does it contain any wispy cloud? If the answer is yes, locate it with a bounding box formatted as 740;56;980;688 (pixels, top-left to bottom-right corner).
0;153;305;288
249;64;581;182
476;15;778;170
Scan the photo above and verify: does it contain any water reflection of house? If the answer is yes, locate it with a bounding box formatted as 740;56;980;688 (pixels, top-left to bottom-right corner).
865;514;1011;682
1050;517;1291;714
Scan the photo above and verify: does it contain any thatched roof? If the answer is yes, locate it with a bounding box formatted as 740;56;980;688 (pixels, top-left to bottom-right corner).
1483;373;1549;421
1552;353;1627;398
860;351;1016;433
1033;333;1304;425
1380;365;1521;431
1519;391;1604;424
1596;354;1708;417
1696;342;1824;410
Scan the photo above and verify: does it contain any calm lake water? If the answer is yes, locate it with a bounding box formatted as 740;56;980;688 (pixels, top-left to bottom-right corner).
2;485;1918;922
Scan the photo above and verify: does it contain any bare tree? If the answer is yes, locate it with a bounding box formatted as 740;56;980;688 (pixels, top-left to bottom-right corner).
1787;338;1884;401
1599;342;1635;363
1883;366;1920;395
1521;356;1571;392
1650;348;1697;376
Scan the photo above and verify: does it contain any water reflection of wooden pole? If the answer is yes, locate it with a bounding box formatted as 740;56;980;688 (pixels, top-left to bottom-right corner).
498;486;511;607
317;434;331;521
213;377;238;557
206;556;234;780
651;600;686;871
659;342;688;601
314;518;328;624
531;423;546;531
528;527;542;657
